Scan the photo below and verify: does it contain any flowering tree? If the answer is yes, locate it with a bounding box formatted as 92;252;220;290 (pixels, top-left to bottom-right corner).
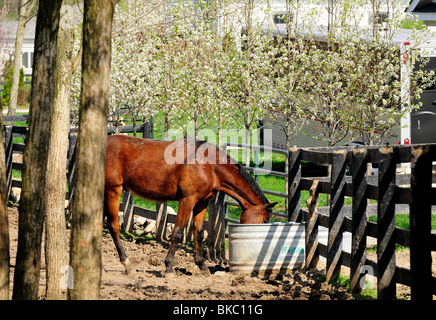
104;0;435;152
7;0;37;115
110;31;159;135
268;0;321;150
224;13;275;164
152;34;186;140
108;0;257;143
0;2;14;75
199;32;238;145
170;19;236;141
345;0;436;145
305;44;358;147
302;0;435;147
110;0;173;135
302;0;369;147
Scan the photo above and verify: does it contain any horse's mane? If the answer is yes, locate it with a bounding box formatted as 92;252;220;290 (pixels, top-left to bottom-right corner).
187;137;269;205
235;163;269;205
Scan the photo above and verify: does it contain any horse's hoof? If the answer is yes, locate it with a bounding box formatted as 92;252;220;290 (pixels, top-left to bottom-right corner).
122;258;133;275
125;268;133;276
164;271;175;279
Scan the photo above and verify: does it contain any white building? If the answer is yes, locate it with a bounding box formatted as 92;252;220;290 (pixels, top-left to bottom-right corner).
0;17;36;76
407;0;436;27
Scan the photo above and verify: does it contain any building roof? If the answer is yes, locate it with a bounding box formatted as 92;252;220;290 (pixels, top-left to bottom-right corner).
408;0;436;12
407;0;436;21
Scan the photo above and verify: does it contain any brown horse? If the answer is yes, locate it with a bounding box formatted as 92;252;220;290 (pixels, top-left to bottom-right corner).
104;134;276;276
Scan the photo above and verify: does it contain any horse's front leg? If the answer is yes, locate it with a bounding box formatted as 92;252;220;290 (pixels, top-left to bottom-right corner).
192;200;210;275
164;197;196;277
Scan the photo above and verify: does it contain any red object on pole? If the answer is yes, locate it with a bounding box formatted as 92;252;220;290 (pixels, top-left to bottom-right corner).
404;138;410;145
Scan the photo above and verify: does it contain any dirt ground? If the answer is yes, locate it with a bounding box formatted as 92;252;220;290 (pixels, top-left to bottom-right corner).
6;206;435;300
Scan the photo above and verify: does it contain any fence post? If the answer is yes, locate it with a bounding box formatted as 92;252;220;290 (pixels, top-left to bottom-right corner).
155;201;168;242
326;149;347;283
350;148;368;293
142;121;151;139
120;190;134;233
409;145;433;300
183;213;194;244
305;179;320;269
288;147;301;222
207;191;226;261
4;126;13;198
67;131;77;208
377;146;397;300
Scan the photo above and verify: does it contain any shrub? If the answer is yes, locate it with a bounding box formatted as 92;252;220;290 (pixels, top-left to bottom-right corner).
1;58;25;107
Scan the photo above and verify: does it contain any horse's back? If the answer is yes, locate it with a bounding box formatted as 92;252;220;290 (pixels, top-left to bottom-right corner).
105;135;217;201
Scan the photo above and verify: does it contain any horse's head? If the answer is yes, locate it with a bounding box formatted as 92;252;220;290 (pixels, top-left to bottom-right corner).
240;202;277;224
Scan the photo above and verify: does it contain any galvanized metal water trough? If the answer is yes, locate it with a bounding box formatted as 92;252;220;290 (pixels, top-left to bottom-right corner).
228;222;305;274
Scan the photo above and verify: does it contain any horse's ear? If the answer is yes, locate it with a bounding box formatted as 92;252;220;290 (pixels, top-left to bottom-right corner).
266;202;277;209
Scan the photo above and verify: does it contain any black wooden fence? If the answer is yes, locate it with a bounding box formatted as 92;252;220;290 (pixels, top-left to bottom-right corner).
288;145;436;300
3;116;435;300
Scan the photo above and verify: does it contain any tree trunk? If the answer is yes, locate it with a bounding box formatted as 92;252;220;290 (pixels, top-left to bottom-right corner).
44;0;76;300
0;104;10;300
12;0;62;300
8;0;37;116
68;0;116;300
245;125;250;166
164;113;170;140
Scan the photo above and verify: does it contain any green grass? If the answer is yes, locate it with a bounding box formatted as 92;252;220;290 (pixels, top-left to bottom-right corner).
12;169;21;179
317;273;377;300
2;107;29;145
401;19;425;30
368;213;436;230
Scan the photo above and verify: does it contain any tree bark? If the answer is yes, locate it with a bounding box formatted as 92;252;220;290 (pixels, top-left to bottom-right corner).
8;0;38;116
0;102;10;300
12;0;62;300
44;0;76;300
68;0;116;300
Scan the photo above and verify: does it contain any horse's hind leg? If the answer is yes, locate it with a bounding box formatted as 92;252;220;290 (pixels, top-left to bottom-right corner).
192;200;210;275
104;185;132;274
164;197;196;277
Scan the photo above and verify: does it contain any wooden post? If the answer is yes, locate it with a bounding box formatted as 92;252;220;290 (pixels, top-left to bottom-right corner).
183;213;194;244
207;191;226;261
350;148;368;293
409;145;433;300
66;131;77;207
4;126;12;198
155;201;168;242
120;190;134;233
0;116;10;299
377;146;397;300
142;121;151;139
326;149;347;283
305;179;320;269
288;147;301;222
